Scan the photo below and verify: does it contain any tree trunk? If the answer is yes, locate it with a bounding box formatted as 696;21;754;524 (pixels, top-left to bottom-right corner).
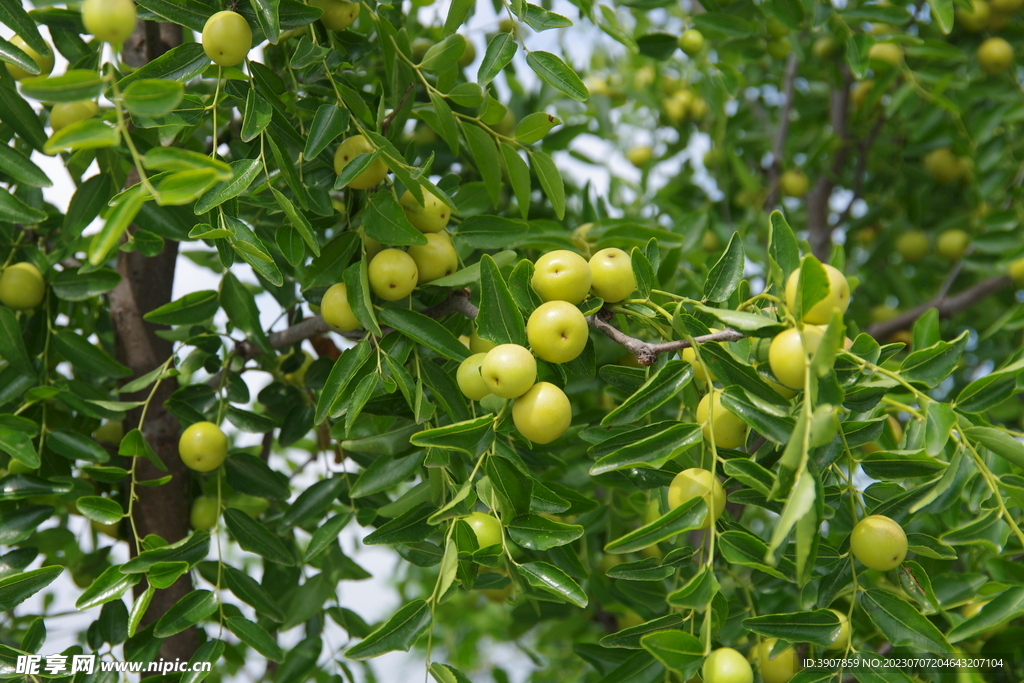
108;20;198;662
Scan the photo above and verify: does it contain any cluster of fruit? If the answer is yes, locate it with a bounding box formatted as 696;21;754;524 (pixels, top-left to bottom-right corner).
456;249;636;443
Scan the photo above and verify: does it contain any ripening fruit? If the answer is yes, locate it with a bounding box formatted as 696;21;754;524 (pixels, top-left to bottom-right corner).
923;147;966;184
956;0;991;31
689;96;709;120
408;232;458;284
190;496;220;530
991;0;1024;12
703;647;753;683
851;80;874;109
50;100;100;131
458;38;476;67
93;420;124;446
0;262;45;310
936;229;969;262
202;11;252;67
481;344;537;399
826;609;851;650
512;381;572;444
334;135;389;189
83;0;137;44
465;511;502;548
696;389;748;449
399;188;451;233
1009;257;1024;285
368;249;418;301
766;37;792;60
526;301;589;364
748;639;800;683
664;90;693;124
532;250;592;304
978;37;1014;75
785;263;850;324
868;42;903;67
766;15;790;38
227;493;269;517
780;170;809;198
679;29;704;56
7;459;34;475
470;328;497;354
813;35;838;59
769;325;826;390
457;353;491;401
681;332;718;382
321;282;362;331
667;467;726;528
589;248;635;303
4;36;54;80
309;0;360;30
850;514;908;571
896;230;930;263
626;145;653;167
178;421;228;472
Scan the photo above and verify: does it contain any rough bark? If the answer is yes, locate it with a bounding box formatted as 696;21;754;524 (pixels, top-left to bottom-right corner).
109;20;198;662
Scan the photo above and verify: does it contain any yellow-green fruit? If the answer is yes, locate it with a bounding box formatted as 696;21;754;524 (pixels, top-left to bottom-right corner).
408;232;458;284
368;249;418;301
532;250;592;304
689;96;709;120
627;145;653;167
813;35;838;59
664;90;693;124
936;229;969;261
871;304;900;323
410;38;434;61
321;282;362;331
896;230;930;263
1009;257;1024;285
766;37;792;60
334;135;389;189
458;38;476;67
826;609;851;650
7;459;34;475
0;262;45;310
703;647;754;683
852;80;875;109
363;234;383;259
512;381;572;444
4;36;54;81
978;37;1014;75
785;263;850;324
702;230;721;250
991;0;1023;12
963;600;989;619
465;511;502;548
780;170;809;198
870;22;896;35
470;329;497;354
617;609;645;630
227;493;269;517
399;188;451;233
83;0;137;43
589;248;635;303
50;100;100;131
682;338;717;382
178;421;228;472
924;148;966;184
749;638;801;683
202;11;252;67
679;29;704;56
93;420;124;446
850;514;908;571
769;326;826;390
868;42;903;67
283;351;313;386
697;389;748;449
309;0;360;30
526;301;589;364
481;344;536;399
190;496;220;530
457;353;491;401
766;15;790;38
957;0;991;31
667;467;726;528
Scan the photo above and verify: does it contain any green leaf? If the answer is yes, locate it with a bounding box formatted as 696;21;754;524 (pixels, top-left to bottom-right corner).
251;0;281;43
507;514;584;550
144;290;219;325
743;610;841;646
477;254;528;347
118;428;167;472
241;90;273;142
0;143;50;187
530;150;565;219
526;51;588;101
194;158;262;214
0;35;37;75
0;0;50;60
702;232;745;302
517;561;588;607
954;366;1022;414
182;640;224;683
0;187;46;223
316;341;373;423
846;33;873;80
524;4;572;31
121;531;210;573
442;0;473;34
0;307;36;379
428;250;517;287
141;147;233;179
485;455;532;517
605;498;707;554
792;256;829;322
947;586;1024;642
0;566;62;611
899;331;968;388
456;215;529;249
666;566;719;610
428;90;460;156
226;616;285;662
305;513;352;561
148;561;189;590
363;191;427;246
411;416;494;457
122;79;184;117
279;475;347;528
463;123;502;207
768;211;799;284
378;307;472;361
134;0;211;32
46;427;112;465
589;422;702;475
52;329;132;377
515;111;560;145
350;450;425;499
0;77;48;151
88;186;148;266
303;104;349;159
929;0;954;33
51;267;120;301
220;272;270;353
501;143;531;219
271;187;319;256
602;361;692;426
223;508;294;565
76;565;140;610
861;449;947;479
860;589;955;653
964;426;1024;470
221;566;284;622
478;32;517;85
693;12;756;37
153;590;218;637
128;586;154;638
719;530;790;580
19;69;103;102
224;452;288;500
639;630;703;677
43;118;119;155
630;247;656;299
345;599;432;659
420;34;466;71
602;614;685;649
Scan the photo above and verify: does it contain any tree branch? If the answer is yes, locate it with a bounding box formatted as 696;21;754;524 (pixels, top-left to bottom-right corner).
807;67;852;260
766;54;799;209
588;313;745;366
832;115;885;228
382;82;416;137
866;274;1014;340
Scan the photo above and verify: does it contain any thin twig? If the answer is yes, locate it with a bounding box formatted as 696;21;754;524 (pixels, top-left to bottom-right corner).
381;82;416;136
807;67;852;260
832;116;885;228
587;313;745;365
766;54;799;208
866;274;1013;339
